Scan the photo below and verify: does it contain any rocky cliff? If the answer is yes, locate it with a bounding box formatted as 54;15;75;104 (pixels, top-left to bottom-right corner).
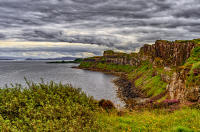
101;40;197;67
140;40;196;66
80;39;200;104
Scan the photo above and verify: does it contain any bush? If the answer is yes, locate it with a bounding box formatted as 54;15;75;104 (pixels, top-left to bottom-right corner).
98;99;115;111
174;126;194;132
0;80;100;131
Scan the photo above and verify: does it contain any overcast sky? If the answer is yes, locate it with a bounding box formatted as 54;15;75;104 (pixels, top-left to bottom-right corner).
0;0;200;58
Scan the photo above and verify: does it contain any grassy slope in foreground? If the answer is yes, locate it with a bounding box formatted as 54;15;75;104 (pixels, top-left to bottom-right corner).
0;81;200;131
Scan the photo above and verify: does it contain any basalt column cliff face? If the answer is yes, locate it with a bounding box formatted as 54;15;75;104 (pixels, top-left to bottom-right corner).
80;39;200;104
140;40;196;66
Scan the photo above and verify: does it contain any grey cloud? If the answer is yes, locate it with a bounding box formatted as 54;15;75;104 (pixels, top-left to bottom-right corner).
174;8;200;18
0;0;200;58
21;29;123;48
0;33;5;39
172;0;200;18
185;25;200;33
0;0;173;29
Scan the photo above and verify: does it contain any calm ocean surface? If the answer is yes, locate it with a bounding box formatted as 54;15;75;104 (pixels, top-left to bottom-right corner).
0;61;123;107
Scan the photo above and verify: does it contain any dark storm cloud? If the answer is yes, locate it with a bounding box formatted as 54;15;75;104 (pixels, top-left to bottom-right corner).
0;33;5;39
21;29;123;48
185;25;200;33
172;0;200;19
0;0;200;57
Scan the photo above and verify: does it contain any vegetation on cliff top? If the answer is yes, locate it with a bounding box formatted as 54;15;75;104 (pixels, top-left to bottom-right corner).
157;38;200;44
184;46;200;87
0;81;200;131
79;61;136;73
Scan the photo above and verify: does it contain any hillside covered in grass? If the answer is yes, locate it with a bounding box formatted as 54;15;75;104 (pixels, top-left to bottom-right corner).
0;81;200;131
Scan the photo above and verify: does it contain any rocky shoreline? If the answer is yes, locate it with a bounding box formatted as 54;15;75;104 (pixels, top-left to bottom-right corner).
113;76;150;108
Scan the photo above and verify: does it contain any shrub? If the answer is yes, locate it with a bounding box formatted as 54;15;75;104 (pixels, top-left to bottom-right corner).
0;80;100;131
98;99;115;110
174;126;194;132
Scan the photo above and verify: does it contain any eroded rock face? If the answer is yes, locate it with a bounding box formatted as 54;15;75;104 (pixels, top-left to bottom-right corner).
167;72;187;102
186;86;200;102
166;70;200;103
154;40;196;66
140;40;196;66
102;51;141;66
104;57;141;66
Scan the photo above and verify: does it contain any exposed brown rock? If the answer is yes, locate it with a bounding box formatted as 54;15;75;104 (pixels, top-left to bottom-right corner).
140;40;196;66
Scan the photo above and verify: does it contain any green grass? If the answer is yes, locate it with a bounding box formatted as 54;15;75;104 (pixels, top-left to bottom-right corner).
79;61;94;68
97;108;200;132
185;46;200;65
141;76;167;97
128;61;167;97
191;62;200;72
79;61;136;73
128;61;152;80
192;39;200;45
96;63;136;73
184;46;200;87
174;38;200;45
